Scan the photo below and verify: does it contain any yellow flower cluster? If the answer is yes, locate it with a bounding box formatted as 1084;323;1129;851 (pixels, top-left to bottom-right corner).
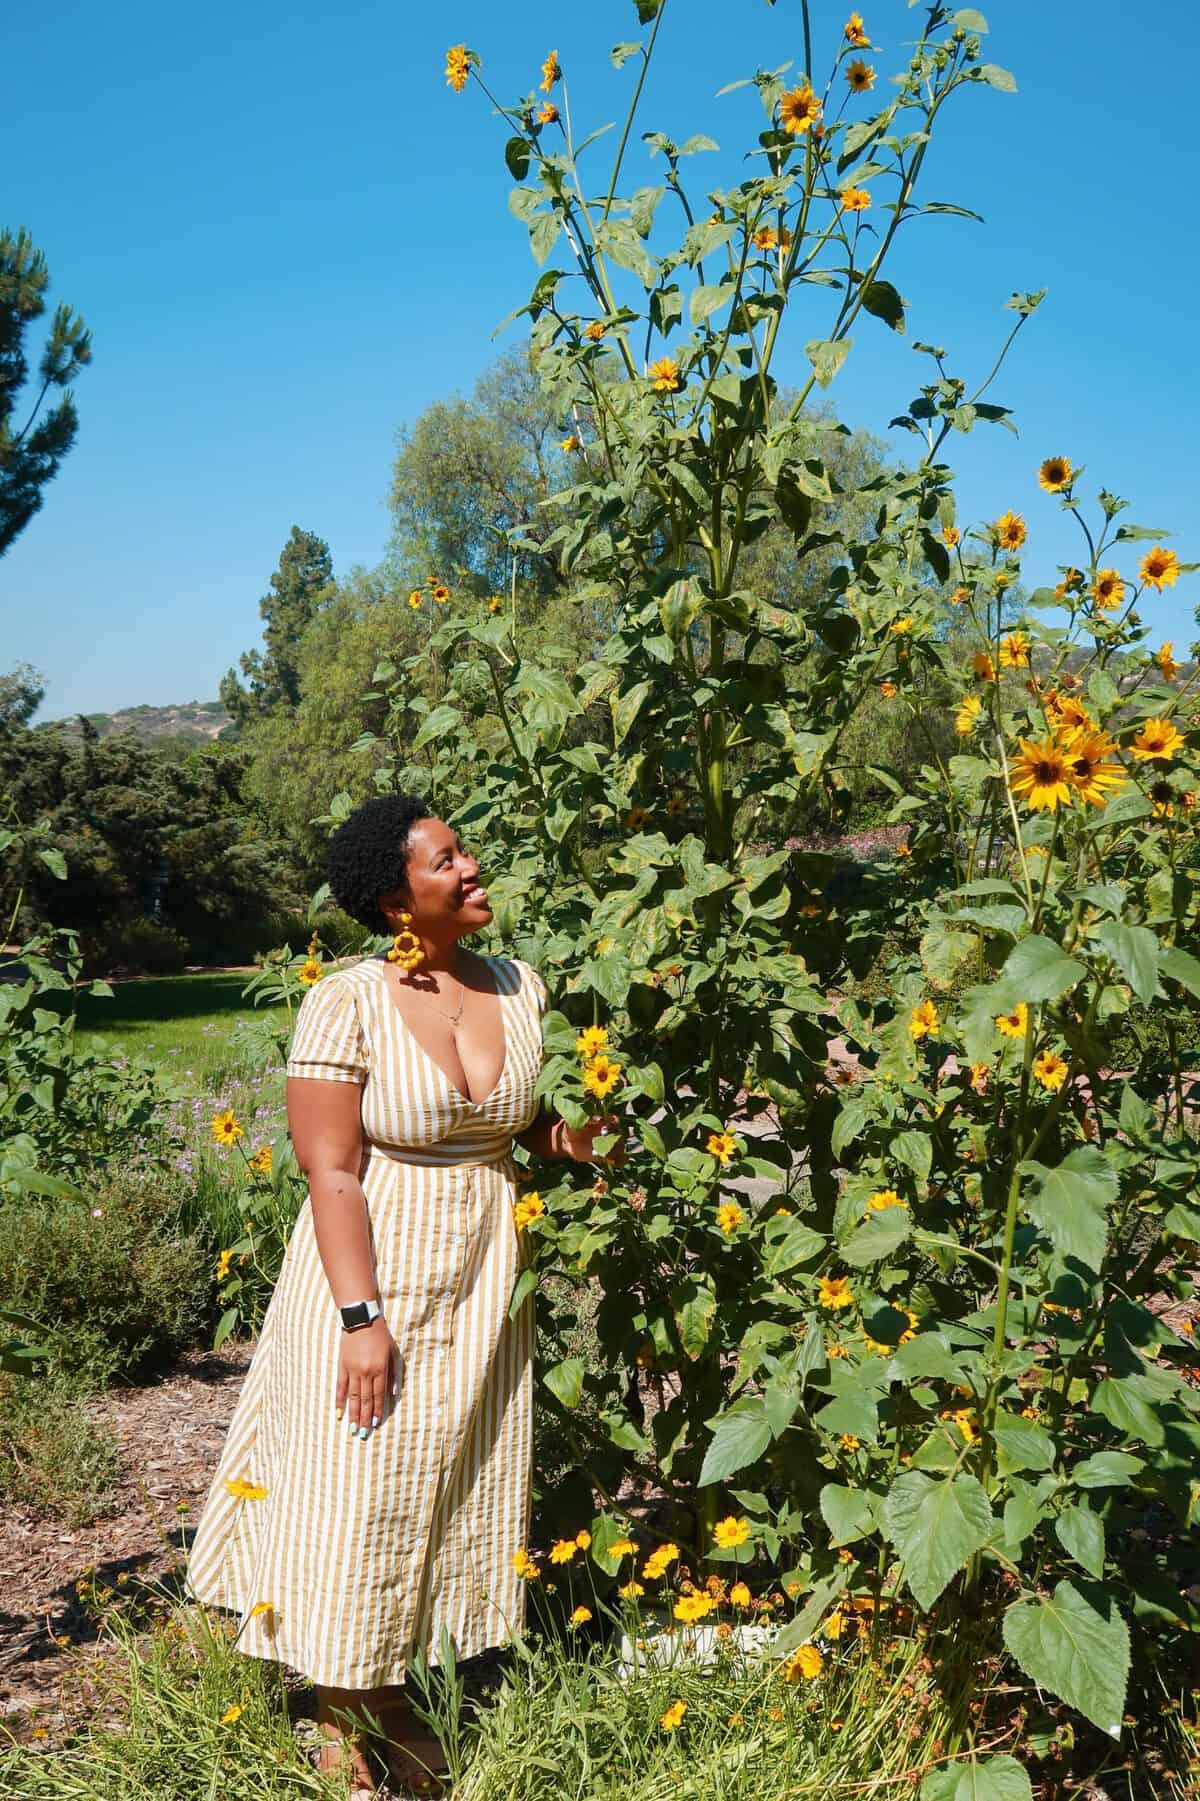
512;1190;545;1233
575;1024;622;1101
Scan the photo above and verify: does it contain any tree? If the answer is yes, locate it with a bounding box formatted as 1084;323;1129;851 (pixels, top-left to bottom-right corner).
0;229;92;557
220;526;334;729
0;662;45;732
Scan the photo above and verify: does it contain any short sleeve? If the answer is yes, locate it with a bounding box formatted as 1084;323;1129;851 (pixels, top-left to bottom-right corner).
285;975;369;1084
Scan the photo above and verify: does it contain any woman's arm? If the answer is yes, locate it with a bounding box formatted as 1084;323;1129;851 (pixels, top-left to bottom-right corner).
515;1108;625;1163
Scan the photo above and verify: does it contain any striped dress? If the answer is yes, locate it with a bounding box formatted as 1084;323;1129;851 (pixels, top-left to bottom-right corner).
185;952;548;1690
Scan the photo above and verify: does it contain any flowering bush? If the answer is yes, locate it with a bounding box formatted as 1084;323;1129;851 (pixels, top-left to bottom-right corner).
326;2;1200;1783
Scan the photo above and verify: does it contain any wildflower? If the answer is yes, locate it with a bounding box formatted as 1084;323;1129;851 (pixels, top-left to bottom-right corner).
674;1592;716;1622
666;788;687;816
956;693;982;735
1158;641;1180;682
537;102;559;125
660;1700;687;1732
879;680;898;699
969;1063;990;1095
1061;728;1127;807
216;1249;234;1282
1091;568;1125;610
540;48;561;91
1139;545;1180;590
730;1581;753;1608
619;1580;644;1598
575;1530;592;1549
248;1145;272;1176
844;11;869;45
784;1644;824;1682
649;356;681;393
1151;779;1177;817
845;58;875;91
643;1542;680;1580
717;1201;745;1236
298;957;324;985
943;524;960;547
973;652;996;682
408;589;423;610
706;1130;738;1165
610;1538;638;1557
223;1477;268;1501
559;433;581;452
211;1110;244;1147
1130;717;1185;761
953;1408;978;1443
247;1602;273;1620
827;1341;849;1358
1010;738;1074;812
584;320;606;341
995;1001;1029;1040
625;805;650;833
576;1025;609;1058
890;616;913;635
487;594;504;614
839;185;871;212
713;1515;751;1548
513;1191;545;1232
1033;1049;1069;1092
431;582;450;604
549;1538;578;1565
582;1054;622;1099
999;631;1030;669
865;1188;906;1214
839;1433;860;1452
823;1610;849;1639
1045;689;1092;731
781;83;822;136
220;1704;244;1725
753;225;779;251
995;511;1027;551
444;45;471;92
947;585;970;607
819;1275;855;1310
570;1606;592;1626
909;999;940;1041
1038;456;1073;493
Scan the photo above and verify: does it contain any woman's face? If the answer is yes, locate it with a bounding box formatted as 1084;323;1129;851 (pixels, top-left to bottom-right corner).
380;817;491;938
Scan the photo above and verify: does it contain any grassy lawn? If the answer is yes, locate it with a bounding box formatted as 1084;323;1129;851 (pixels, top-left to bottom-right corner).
73;971;292;1095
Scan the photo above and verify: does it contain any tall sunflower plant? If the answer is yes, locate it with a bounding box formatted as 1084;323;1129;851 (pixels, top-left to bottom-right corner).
319;1;1200;1774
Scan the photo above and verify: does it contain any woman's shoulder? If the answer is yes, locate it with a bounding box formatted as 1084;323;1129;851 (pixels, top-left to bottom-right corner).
298;957;378;1006
482;952;548;1008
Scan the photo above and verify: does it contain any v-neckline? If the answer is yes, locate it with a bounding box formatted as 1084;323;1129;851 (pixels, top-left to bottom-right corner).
374;954;510;1108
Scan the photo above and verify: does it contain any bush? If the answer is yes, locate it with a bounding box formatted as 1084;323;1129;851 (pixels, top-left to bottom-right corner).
83;916;191;977
0;1372;122;1525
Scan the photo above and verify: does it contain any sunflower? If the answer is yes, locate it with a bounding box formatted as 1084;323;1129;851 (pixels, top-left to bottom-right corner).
717;1200;745;1236
408;589;423;610
431;582;450;603
625;805;650;830
839;185;871;212
846;58;875;92
582;1054;622;1099
973;651;997;683
540;49;561;92
648;356;681;393
780;85;821;135
1033;1049;1069;1092
211;1109;244;1147
890;616;913;635
576;1025;609;1058
1044;690;1092;731
819;1274;855;1310
995;1001;1029;1040
713;1514;751;1548
248;1144;273;1176
955;693;982;735
706;1129;739;1165
865;1188;906;1214
559;433;581;452
1061;728;1127;808
909;999;940;1040
1139;545;1180;590
753;225;779;251
298;957;323;985
1090;568;1125;610
444;45;472;92
844;11;869;46
660;1701;687;1732
999;631;1031;669
1157;641;1181;682
674;1593;716;1623
949;585;970;606
994;511;1027;551
969;1063;991;1095
1010;738;1074;812
1150;780;1177;817
880;680;898;699
513;1191;545;1232
1037;456;1073;494
537;102;559;125
487;594;504;613
1129;717;1185;761
666;789;687;816
784;1644;824;1682
583;320;606;341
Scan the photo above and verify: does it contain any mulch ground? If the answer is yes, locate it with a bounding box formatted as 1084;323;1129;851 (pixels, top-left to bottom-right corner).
0;1340;256;1741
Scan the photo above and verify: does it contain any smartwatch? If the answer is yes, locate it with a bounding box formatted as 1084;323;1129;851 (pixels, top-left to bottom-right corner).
339;1299;382;1332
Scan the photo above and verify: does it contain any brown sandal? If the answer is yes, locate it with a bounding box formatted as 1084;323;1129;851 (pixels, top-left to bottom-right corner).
384;1728;450;1796
315;1730;384;1798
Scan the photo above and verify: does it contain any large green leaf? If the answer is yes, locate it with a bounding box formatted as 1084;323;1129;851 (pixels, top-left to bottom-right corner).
1055;1504;1106;1578
1090;921;1161;1005
820;1482;876;1546
993;1409;1056;1474
954;1758;1032;1801
841;1207;912;1267
1023;1147;1118;1272
412;703;464;750
611;679;653;746
543;1357;585;1409
996;935;1085;1005
1002;1580;1129;1737
1160;944;1200;999
883;1471;994;1611
698;1400;773;1485
671;1275;717;1360
1071;1449;1144;1489
805;336;852;387
763;1217;825;1275
1090;1374;1165;1447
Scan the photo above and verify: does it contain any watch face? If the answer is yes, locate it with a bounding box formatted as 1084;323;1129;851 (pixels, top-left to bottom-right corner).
341;1302;370;1329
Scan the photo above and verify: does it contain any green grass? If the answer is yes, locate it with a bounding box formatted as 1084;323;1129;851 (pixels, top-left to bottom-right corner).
73;971;292;1095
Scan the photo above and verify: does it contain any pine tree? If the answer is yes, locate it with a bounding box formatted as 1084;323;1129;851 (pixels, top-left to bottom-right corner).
0;228;92;557
220;527;334;729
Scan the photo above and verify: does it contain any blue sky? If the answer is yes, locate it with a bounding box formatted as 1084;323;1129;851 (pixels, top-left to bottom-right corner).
5;0;1198;721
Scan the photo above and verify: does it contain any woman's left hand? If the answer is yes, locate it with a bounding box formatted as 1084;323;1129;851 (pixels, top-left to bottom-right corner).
561;1114;625;1165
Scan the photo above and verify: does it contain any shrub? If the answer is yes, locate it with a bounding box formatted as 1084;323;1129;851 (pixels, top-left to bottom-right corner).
0;1372;122;1526
82;916;191;976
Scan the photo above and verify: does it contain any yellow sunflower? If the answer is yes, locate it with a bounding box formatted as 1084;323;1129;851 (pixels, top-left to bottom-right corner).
880;680;899;699
955;693;982;735
713;1514;751;1547
994;510;1027;551
444;45;471;93
537;102;559;125
408;589;423;610
582;1054;622;1099
298;957;323;985
844;11;869;46
1010;738;1074;812
512;1191;545;1232
780;85;821;135
1090;568;1125;610
845;58;875;92
1129;717;1185;761
706;1129;739;1165
998;631;1030;670
784;1644;824;1682
909;999;940;1041
865;1188;907;1214
839;185;871;213
1037;456;1073;494
943;524;960;547
1033;1049;1069;1092
819;1275;855;1310
1139;546;1180;590
211;1109;244;1147
973;651;997;683
995;1001;1029;1040
576;1024;609;1058
648;356;681;393
1158;641;1180;681
716;1201;745;1236
1061;728;1127;808
540;49;561;92
583;319;606;341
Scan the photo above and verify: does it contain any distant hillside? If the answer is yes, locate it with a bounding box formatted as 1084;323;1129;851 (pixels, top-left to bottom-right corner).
40;700;234;745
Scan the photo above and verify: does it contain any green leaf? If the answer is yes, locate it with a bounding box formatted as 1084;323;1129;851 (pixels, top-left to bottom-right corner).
862;279;906;332
764;1218;825;1275
975;63;1017;92
1160;945;1200;1000
997;935;1085;1005
953;1758;1032;1801
1055;1504;1106;1578
952;9;990;29
671;1275;717;1360
633;0;662;20
689;282;733;326
884;1471;993;1611
842;1207;912;1268
37;847;68;880
805;336;852;388
508;1268;538;1320
993;1409;1056;1474
698;1400;772;1485
892;1129;932;1183
1024;1147;1118;1272
772;1568;849;1655
611;679;653;746
820;1482;876;1546
412;703;464;750
543;1357;585;1409
213;1307;239;1352
1090;1375;1165;1446
1071;1450;1144;1489
1090;921;1161;1005
504;135;530;180
1002;1580;1129;1737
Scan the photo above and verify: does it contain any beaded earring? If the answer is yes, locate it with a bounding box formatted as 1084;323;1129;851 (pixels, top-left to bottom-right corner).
386;910;425;972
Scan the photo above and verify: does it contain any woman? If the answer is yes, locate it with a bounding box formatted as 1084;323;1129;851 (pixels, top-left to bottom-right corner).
187;794;617;1796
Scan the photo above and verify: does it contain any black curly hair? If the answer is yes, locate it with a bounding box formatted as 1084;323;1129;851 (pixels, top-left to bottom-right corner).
326;794;432;935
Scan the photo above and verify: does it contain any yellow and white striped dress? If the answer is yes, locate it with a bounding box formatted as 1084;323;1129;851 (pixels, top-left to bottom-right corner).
185;952;548;1690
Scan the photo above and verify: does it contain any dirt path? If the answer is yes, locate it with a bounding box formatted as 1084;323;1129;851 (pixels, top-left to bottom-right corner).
0;1340;255;1739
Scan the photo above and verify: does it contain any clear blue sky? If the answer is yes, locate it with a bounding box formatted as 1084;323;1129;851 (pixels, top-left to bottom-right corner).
5;0;1198;721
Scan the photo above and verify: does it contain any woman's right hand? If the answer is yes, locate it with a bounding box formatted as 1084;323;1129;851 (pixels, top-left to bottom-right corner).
336;1318;400;1438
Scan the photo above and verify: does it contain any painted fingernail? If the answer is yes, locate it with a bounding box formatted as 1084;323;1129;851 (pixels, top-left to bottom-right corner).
371;1415;380;1429
335;1407;343;1421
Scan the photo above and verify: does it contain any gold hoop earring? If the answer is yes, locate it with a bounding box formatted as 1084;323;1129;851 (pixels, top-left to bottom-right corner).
386;910;425;972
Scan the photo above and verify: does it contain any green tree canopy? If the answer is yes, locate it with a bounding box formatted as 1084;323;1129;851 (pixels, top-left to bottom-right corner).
0;229;92;557
220;526;334;729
